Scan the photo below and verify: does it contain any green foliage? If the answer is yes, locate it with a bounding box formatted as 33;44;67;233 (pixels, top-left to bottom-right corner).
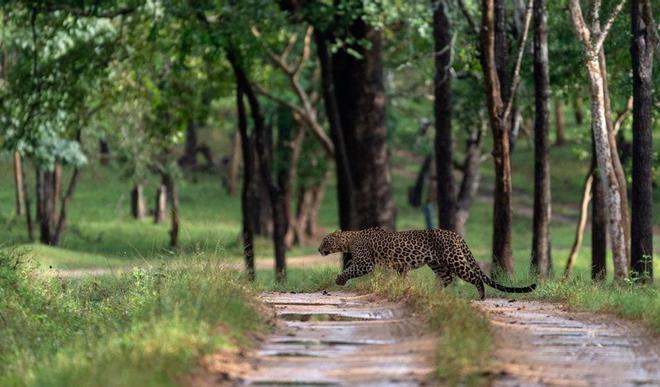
0;248;265;386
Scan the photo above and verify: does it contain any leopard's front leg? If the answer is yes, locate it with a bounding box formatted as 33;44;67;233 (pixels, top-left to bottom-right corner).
335;244;374;285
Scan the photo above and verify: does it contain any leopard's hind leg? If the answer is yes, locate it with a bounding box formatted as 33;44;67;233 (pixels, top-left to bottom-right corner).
428;260;454;287
446;254;486;300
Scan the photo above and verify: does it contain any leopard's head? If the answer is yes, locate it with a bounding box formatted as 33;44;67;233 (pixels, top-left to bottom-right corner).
318;230;350;256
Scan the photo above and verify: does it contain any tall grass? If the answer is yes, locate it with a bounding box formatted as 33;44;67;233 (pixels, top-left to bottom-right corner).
0;248;265;386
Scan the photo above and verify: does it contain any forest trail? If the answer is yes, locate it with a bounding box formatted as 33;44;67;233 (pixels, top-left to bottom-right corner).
475;299;660;386
238;291;437;386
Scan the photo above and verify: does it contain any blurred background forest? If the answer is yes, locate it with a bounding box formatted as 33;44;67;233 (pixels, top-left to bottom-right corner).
1;0;659;385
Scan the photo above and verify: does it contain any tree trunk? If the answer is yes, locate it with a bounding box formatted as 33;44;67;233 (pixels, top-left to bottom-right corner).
573;94;584;125
163;173;179;249
455;122;484;237
179;121;198;169
531;0;552;278
554;97;566;145
52;166;80;246
131;183;146;219
433;0;456;231
585;56;628;281
331;17;395;231
592;165;608;281
408;156;432;209
13;151;25;216
37;169;54;245
315;31;356;268
227;131;242;196
236;81;255;279
154;184;167;224
481;0;514;274
228;48;286;281
99;139;110;165
599;51;631;265
630;0;654;282
564;168;593;278
22;157;34;241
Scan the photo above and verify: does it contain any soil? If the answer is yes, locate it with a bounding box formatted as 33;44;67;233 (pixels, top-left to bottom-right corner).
475;298;660;386
238;291;437;386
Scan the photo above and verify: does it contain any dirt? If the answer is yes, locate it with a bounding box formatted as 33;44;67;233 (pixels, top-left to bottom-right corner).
237;291;437;386
475;298;660;386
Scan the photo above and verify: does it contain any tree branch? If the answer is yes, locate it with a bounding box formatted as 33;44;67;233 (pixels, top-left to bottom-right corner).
592;0;627;54
456;0;478;36
292;25;313;77
503;0;533;123
568;0;593;51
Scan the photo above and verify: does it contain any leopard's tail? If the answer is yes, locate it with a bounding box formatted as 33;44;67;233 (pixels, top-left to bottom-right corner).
481;275;536;293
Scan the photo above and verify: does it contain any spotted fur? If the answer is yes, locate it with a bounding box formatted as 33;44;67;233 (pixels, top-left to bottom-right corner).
318;227;536;300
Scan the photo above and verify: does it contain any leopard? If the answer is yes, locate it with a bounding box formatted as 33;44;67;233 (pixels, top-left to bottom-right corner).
318;227;536;300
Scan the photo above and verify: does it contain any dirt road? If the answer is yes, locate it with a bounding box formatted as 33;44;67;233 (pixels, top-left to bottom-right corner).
476;299;660;386
241;291;437;386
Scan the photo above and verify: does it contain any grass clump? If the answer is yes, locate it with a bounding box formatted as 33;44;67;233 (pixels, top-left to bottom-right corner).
0;248;265;387
351;268;493;386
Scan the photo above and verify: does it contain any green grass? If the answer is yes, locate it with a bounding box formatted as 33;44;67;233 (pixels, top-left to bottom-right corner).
0;248;266;387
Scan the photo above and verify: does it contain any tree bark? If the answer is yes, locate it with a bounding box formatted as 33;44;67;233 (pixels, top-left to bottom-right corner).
630;0;654;283
408;156;432;209
315;31;356;268
531;0;552;278
13;151;25;216
433;0;456;231
455;122;484;237
21;157;34;241
154;184;167;224
567;0;629;281
563;167;593;278
592;165;608;281
227;131;242;196
99;139;110;166
228;48;287;281
131;183;146;219
236;81;255;279
481;0;528;274
331;17;395;231
163;173;179;249
573;94;584;125
554;97;566;145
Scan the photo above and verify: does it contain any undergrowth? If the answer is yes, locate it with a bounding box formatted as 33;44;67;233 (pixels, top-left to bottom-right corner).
0;247;265;387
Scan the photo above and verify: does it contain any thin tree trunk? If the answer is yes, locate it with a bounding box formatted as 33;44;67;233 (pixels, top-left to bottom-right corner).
568;0;629;282
554;97;566;145
573;93;584;125
531;0;552;278
630;0;655;283
564;168;593;278
163;173;179;249
131;183;146;219
22;157;34;241
599;51;631;264
228;48;286;281
592;165;608;281
236;81;255;279
52;166;80;246
408;156;432;209
154;184;167;224
227;131;242;196
13;151;25;216
455;122;484;237
433;0;456;231
99;139;110;166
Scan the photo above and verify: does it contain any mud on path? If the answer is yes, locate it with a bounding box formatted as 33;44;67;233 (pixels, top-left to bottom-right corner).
476;299;660;386
240;291;436;386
